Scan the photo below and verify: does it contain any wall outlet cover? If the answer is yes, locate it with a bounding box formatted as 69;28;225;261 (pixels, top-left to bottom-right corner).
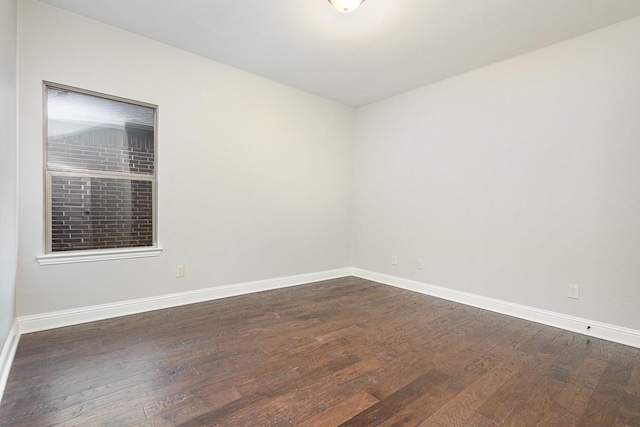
568;284;579;299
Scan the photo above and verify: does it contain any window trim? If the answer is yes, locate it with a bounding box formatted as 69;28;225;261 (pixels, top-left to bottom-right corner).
41;82;161;263
36;247;163;266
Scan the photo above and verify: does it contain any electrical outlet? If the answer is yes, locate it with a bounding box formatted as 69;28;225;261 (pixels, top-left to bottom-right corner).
391;256;398;266
417;259;424;270
176;265;185;278
568;284;579;299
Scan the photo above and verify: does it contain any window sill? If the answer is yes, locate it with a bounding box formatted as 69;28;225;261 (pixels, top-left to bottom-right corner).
36;247;163;266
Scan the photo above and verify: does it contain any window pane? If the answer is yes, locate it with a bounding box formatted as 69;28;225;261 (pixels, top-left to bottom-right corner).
47;87;155;175
51;176;153;252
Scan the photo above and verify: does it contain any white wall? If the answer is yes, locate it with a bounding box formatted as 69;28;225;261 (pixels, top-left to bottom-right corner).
17;0;353;316
16;0;640;335
353;17;640;330
0;0;18;346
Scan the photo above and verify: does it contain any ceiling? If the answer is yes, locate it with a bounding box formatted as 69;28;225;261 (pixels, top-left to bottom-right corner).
38;0;640;107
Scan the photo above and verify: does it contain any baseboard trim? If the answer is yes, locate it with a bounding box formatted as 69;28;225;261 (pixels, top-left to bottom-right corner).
18;268;352;334
16;267;640;348
0;321;20;403
352;268;640;349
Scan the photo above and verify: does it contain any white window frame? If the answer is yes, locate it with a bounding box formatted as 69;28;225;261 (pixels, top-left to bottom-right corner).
37;82;162;265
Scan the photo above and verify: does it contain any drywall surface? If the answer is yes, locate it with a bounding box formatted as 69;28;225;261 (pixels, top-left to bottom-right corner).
0;0;18;345
352;17;640;329
17;0;353;316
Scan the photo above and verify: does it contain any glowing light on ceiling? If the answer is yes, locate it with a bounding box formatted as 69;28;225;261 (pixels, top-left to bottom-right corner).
328;0;365;14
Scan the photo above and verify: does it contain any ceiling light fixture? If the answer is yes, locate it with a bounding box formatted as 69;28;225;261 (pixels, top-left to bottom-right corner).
328;0;365;13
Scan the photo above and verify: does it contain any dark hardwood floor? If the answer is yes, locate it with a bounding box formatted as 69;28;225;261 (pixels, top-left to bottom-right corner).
1;277;639;426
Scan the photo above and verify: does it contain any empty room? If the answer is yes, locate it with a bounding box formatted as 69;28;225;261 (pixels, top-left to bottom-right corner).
1;0;640;425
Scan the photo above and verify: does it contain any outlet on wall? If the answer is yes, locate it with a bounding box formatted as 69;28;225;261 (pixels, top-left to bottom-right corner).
391;256;398;266
568;284;579;299
176;265;185;278
417;259;424;270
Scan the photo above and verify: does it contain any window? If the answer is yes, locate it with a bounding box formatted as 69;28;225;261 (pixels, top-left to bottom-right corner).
39;83;160;264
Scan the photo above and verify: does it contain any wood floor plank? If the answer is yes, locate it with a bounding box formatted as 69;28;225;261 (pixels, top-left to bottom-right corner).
337;368;450;426
500;374;566;427
302;391;380;426
615;392;640;427
534;356;608;426
578;361;634;426
471;350;559;423
375;348;503;426
628;366;640;397
1;277;639;426
212;357;384;426
418;353;530;426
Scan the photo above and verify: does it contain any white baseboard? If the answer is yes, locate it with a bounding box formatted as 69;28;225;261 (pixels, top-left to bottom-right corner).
18;268;352;334
0;321;20;403
15;266;640;348
352;268;640;349
10;266;637;406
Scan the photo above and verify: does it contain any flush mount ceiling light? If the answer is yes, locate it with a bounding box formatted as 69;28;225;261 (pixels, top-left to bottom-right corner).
328;0;365;13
